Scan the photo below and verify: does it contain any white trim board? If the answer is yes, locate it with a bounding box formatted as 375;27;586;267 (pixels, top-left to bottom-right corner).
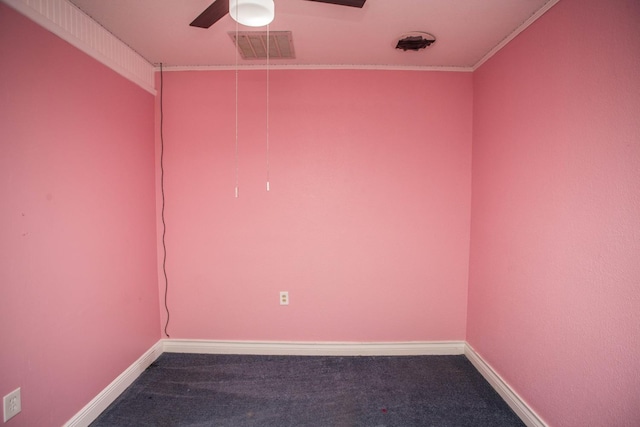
63;341;163;427
159;64;474;73
162;339;466;356
2;0;156;95
464;344;547;427
65;340;545;427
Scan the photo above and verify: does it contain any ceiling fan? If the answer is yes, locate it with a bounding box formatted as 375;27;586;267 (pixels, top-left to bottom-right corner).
190;0;366;29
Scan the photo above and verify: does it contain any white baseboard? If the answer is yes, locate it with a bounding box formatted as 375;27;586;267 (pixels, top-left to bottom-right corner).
464;344;546;427
65;340;543;427
63;341;163;427
162;339;466;356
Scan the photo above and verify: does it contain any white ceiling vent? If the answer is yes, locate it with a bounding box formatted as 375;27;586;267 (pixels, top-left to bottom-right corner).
229;31;296;60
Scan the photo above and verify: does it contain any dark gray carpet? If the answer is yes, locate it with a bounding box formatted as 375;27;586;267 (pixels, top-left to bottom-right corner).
91;353;524;427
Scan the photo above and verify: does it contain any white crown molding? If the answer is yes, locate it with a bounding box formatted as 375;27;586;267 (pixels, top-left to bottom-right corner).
3;0;558;88
158;64;473;73
472;0;561;71
162;339;466;356
464;343;547;427
2;0;156;95
62;341;163;427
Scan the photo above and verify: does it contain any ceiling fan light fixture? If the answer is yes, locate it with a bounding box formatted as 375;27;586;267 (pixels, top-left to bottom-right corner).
230;0;275;27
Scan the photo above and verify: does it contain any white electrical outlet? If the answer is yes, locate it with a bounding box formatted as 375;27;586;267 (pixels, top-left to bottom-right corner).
3;388;21;422
280;291;289;305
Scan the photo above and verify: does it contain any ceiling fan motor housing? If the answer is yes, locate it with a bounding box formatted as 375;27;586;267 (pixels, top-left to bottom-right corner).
229;0;275;27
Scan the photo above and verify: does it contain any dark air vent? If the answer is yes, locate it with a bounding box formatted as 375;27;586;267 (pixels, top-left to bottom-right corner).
396;32;436;51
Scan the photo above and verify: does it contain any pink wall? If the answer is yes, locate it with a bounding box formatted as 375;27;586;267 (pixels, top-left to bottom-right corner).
0;4;160;426
468;0;640;426
8;0;638;425
158;69;472;341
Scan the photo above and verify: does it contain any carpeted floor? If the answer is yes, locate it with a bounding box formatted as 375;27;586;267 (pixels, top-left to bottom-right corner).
91;353;524;426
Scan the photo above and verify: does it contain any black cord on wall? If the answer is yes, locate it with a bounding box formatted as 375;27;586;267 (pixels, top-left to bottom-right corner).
160;63;171;338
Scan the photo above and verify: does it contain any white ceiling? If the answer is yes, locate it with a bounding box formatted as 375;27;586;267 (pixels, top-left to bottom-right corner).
68;0;557;69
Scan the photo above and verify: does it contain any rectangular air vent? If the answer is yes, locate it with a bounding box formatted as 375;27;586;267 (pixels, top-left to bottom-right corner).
228;31;295;60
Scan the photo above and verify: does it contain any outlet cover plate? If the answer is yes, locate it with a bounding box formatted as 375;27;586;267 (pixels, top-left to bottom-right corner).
280;291;289;305
3;388;21;422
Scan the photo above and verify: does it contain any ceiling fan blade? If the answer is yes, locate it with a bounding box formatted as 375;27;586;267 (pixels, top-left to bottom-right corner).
190;0;230;29
306;0;366;7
